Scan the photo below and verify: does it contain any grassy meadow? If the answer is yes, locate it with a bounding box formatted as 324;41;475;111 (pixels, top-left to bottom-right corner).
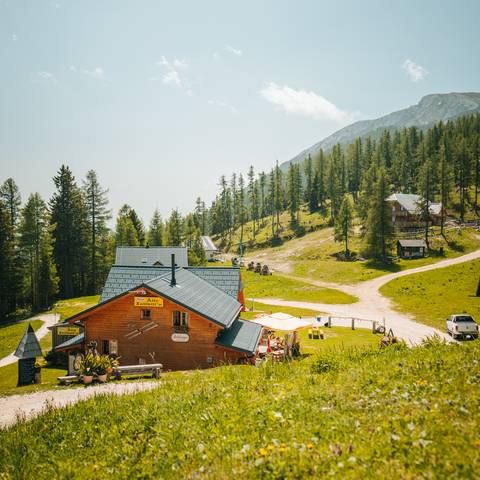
243;225;480;284
380;259;480;329
242;269;357;303
1;340;479;478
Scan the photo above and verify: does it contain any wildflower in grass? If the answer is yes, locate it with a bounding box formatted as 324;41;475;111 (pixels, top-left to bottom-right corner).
474;439;480;448
307;443;314;450
267;444;275;451
258;448;268;456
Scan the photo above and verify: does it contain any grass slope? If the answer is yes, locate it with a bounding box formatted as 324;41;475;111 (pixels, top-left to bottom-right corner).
380;259;480;329
49;295;100;320
247;226;480;284
1;340;479;478
243;270;357;304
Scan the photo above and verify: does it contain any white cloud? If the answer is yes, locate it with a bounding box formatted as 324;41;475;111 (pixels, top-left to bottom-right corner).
402;59;428;82
83;66;104;79
208;100;238;115
12;33;17;42
260;82;356;123
162;70;182;87
69;65;77;72
156;56;191;94
225;44;242;56
37;71;57;84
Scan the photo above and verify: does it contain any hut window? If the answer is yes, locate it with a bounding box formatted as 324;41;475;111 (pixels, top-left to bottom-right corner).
172;311;189;331
102;340;110;354
141;309;151;320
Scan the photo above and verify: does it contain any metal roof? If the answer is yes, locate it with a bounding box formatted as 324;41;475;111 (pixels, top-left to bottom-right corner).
145;269;241;328
14;324;43;359
215;319;262;354
56;332;84;350
387;193;442;215
100;265;241;303
115;246;189;267
398;239;428;248
201;236;218;252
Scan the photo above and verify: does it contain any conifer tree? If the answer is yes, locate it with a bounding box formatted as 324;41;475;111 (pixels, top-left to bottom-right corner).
167;209;184;246
50;165;89;298
0;201;16;318
334;194;354;256
83;170;111;293
188;229;207;265
115;205;140;246
438;138;451;236
148;209;164;246
417;152;434;248
364;167;393;260
0;178;21;228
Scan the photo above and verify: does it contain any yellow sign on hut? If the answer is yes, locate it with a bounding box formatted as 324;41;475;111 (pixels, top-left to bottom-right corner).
58;326;81;336
134;297;164;308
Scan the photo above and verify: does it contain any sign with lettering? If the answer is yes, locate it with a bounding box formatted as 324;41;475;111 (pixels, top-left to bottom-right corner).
58;326;81;336
171;333;189;343
134;297;164;307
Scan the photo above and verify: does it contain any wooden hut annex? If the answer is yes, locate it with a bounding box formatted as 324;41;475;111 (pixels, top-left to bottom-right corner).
52;248;261;372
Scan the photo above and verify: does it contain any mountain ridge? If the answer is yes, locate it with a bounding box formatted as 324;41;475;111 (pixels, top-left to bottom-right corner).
281;92;480;169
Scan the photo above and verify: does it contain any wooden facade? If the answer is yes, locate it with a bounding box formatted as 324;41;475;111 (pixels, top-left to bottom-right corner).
68;288;247;371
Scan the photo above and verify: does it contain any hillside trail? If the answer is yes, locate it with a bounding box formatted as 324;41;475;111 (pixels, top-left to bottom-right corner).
0;381;160;429
0;313;59;368
252;249;480;345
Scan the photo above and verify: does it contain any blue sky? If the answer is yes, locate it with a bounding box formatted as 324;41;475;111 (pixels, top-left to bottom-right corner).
1;0;479;223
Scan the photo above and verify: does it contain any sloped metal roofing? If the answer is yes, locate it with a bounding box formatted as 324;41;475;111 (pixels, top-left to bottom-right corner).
215;319;262;354
115;246;189;267
100;266;241;303
14;324;43;359
387;193;442;215
145;268;241;328
56;332;84;350
201;236;218;252
398;239;427;248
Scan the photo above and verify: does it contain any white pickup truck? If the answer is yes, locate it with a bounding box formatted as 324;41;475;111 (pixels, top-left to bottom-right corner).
446;314;479;340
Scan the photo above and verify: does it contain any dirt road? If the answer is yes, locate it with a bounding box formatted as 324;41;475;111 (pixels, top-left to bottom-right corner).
253;249;480;345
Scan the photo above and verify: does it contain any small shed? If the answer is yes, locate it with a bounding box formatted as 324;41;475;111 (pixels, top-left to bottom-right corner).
397;239;427;259
14;324;43;386
201;236;219;260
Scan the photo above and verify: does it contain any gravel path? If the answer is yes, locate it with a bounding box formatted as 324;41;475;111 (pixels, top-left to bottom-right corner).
0;381;161;429
253;249;480;345
0;313;59;368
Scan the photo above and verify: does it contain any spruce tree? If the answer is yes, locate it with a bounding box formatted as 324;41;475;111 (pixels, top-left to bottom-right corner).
148;209;164;246
0;201;16;319
167;209;184;246
364;167;393;260
0;178;21;228
83;170;111;293
334;194;354;257
115;205;140;246
50;165;89;298
417;152;434;248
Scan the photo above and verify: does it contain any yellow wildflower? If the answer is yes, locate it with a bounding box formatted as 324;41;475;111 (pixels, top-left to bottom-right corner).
259;448;268;456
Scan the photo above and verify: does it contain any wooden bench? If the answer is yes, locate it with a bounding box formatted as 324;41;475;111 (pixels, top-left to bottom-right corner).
113;363;163;380
57;375;79;385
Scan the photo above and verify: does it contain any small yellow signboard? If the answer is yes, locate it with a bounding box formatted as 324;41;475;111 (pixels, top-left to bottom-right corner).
58;326;81;336
134;296;164;308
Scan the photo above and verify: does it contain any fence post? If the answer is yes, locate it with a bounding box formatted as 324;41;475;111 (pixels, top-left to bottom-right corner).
327;317;331;328
351;318;355;330
372;320;377;333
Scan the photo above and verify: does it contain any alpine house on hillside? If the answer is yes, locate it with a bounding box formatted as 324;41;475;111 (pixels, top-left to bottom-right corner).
53;252;260;371
387;193;443;229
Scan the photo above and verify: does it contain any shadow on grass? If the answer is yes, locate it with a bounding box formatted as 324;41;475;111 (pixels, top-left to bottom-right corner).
362;260;402;274
446;241;466;253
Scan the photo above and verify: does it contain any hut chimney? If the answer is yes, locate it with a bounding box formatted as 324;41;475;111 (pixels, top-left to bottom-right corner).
171;253;176;286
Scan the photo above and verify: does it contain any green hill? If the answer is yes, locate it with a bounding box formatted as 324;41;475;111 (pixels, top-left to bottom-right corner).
1;340;479;478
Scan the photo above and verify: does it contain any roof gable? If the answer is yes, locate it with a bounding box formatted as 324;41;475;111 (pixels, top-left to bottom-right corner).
387;193;442;215
115;246;189;267
145;269;241;328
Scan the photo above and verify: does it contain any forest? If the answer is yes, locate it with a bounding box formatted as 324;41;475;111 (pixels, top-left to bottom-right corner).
0;114;479;320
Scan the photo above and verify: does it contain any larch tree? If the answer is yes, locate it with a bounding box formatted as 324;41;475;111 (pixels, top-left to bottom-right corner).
0;178;21;228
0;201;16;318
